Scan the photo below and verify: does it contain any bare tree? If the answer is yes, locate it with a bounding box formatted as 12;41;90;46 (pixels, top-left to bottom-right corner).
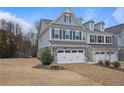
34;20;41;53
34;20;41;34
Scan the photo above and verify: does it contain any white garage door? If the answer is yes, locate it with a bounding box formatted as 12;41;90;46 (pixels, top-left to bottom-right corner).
111;52;118;62
57;49;85;64
95;52;105;62
95;52;118;62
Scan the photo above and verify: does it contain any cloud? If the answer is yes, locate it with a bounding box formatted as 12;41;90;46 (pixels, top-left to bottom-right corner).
0;11;37;34
112;8;124;24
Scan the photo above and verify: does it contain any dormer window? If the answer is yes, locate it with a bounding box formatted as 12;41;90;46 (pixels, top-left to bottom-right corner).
64;14;71;23
101;25;104;31
90;23;94;30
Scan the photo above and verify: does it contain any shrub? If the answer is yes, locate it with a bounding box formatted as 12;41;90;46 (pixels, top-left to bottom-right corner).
40;48;54;65
97;60;104;66
112;61;120;68
104;60;111;66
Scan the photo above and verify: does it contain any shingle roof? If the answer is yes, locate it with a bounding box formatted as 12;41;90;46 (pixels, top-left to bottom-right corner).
83;19;94;25
41;19;53;25
94;21;105;25
87;29;113;35
105;23;124;35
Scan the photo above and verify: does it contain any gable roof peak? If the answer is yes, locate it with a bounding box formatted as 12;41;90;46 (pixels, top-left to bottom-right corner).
64;8;73;13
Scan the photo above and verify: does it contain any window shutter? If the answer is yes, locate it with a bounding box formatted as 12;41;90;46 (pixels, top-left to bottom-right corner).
60;29;62;39
80;32;81;40
70;31;72;40
52;29;54;39
73;31;75;40
63;29;65;39
64;15;66;22
69;16;71;23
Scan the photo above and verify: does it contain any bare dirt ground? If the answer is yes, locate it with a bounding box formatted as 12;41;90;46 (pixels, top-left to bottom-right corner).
62;63;124;85
120;63;124;67
0;58;99;86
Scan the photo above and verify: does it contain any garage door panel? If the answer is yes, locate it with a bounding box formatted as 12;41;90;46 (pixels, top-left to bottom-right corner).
57;49;85;64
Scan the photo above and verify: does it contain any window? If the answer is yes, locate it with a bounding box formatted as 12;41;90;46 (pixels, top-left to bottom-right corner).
58;50;64;53
90;23;94;30
54;29;60;39
83;32;86;41
101;25;104;31
78;50;83;53
90;35;97;43
100;52;104;54
98;36;104;43
52;28;61;39
106;36;112;43
65;50;70;53
111;52;114;54
96;52;99;54
75;31;81;40
72;50;77;53
65;30;70;39
107;52;110;54
64;15;71;23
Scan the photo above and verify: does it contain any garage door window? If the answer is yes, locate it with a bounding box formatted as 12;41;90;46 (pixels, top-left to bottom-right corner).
65;50;70;53
96;52;99;54
78;50;83;53
100;52;104;54
111;52;114;54
107;52;110;54
72;50;77;53
58;50;64;53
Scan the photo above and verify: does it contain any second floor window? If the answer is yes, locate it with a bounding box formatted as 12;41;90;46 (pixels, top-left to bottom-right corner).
65;30;70;39
106;36;112;43
75;31;81;40
90;35;97;43
98;36;104;43
52;28;61;39
54;29;60;39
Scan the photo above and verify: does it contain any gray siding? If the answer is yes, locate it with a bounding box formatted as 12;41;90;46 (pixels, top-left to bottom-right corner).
112;35;118;46
54;14;81;26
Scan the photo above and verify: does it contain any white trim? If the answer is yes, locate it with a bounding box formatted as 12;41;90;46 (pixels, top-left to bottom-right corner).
51;39;83;42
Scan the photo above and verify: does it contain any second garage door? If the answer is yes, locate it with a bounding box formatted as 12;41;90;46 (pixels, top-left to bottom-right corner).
95;52;118;62
57;49;85;64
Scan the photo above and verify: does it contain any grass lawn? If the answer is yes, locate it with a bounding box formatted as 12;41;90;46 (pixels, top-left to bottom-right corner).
0;58;98;86
62;63;124;85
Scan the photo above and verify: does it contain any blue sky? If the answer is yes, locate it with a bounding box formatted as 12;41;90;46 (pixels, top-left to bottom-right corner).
0;7;124;33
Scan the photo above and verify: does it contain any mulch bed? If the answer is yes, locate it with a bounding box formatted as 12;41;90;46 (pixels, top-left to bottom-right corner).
106;66;124;72
96;64;124;72
32;63;65;70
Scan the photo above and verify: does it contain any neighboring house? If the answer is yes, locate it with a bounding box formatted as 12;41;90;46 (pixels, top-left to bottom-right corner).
37;8;118;64
105;23;124;61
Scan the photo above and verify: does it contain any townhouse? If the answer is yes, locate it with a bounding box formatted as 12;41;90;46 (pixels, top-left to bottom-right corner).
37;8;118;64
105;23;124;61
